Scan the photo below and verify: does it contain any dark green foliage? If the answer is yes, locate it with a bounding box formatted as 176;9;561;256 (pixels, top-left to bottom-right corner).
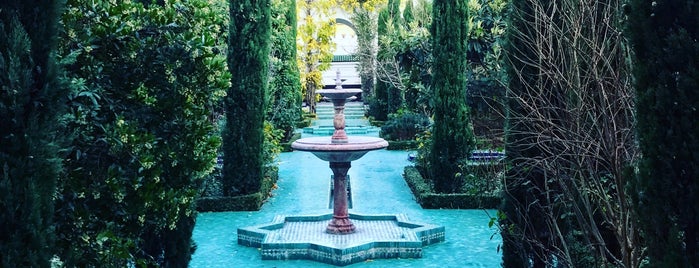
0;1;64;266
628;0;699;266
428;0;475;193
224;0;272;196
197;167;278;211
369;8;393;121
385;140;418;150
403;167;499;209
380;111;430;141
403;0;415;26
268;0;302;141
55;1;228;266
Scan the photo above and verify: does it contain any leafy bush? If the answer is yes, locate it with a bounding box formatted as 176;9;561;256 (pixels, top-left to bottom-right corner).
55;1;229;266
198;167;278;211
380;111;431;141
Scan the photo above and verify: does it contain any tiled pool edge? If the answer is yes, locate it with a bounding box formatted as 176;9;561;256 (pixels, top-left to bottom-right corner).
237;213;445;266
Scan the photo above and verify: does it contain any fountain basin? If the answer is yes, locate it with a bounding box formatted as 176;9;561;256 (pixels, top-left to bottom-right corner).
291;136;388;162
317;88;362;100
237;213;445;266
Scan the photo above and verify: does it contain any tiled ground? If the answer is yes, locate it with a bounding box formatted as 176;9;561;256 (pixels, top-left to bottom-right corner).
272;219;409;246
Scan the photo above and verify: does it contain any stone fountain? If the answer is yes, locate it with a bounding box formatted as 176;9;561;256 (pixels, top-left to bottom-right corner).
237;72;445;266
290;74;387;234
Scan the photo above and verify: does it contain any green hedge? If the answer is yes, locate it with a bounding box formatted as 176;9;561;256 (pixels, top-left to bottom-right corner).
403;166;499;209
197;167;279;212
197;194;264;212
386;140;419;150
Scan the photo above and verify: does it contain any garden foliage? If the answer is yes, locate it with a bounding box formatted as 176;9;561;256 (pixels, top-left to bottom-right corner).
224;0;272;197
269;0;303;142
501;0;640;265
428;0;476;194
0;1;65;266
297;0;336;114
55;0;229;266
628;0;699;265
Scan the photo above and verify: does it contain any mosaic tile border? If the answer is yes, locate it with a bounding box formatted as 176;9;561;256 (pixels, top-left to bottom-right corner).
237;213;445;266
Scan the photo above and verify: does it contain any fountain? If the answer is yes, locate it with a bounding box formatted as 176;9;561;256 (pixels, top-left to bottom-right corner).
237;71;445;266
291;72;387;234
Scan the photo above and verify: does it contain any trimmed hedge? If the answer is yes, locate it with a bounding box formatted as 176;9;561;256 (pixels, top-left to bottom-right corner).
197;194;265;212
403;166;499;209
197;167;279;212
386;140;419;150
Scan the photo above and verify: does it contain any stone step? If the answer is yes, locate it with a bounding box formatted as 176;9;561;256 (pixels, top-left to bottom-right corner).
315;114;366;120
312;119;371;127
302;126;380;135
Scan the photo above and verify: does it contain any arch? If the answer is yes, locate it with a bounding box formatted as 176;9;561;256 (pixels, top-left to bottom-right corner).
335;18;357;34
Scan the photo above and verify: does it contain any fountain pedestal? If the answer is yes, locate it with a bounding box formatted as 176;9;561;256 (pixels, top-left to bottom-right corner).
327;162;354;234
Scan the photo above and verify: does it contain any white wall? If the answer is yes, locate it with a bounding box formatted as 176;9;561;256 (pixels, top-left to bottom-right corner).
322;62;360;87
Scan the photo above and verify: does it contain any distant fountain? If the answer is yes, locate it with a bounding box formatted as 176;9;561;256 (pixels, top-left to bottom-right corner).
237;71;444;266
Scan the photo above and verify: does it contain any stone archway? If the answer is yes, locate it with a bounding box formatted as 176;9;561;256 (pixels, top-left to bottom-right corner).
333;18;358;55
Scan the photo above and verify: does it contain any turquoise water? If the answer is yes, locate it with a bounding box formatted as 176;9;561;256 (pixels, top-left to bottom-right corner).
190;149;502;267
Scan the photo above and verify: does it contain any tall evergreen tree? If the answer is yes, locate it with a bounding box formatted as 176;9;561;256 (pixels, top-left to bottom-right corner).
429;0;475;193
628;0;699;266
0;1;64;266
403;0;414;26
369;8;392;121
224;0;272;196
370;0;402;120
269;0;302;141
337;0;385;103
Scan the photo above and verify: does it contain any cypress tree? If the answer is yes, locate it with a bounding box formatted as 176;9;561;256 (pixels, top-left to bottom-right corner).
385;0;403;113
369;8;392;121
429;0;475;193
0;1;64;266
628;0;699;265
224;0;272;196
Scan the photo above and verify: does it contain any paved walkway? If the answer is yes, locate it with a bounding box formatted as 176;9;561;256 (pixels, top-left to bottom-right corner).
190;104;501;267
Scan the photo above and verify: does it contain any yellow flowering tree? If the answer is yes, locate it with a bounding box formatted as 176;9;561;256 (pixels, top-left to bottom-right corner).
297;0;336;113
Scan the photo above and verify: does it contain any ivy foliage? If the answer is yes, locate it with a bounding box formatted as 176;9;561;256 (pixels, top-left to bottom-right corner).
55;0;229;266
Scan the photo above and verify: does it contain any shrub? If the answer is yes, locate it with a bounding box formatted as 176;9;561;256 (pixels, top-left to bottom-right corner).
198;166;278;211
55;1;228;266
380;111;431;141
403;166;499;209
